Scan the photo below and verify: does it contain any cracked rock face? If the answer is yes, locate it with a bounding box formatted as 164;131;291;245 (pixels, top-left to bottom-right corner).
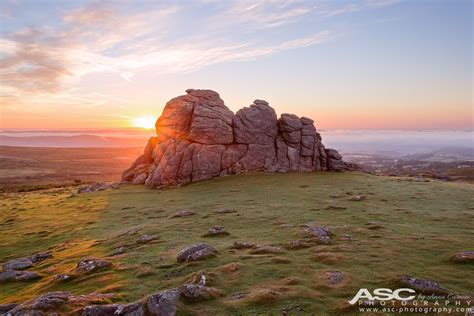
122;89;350;187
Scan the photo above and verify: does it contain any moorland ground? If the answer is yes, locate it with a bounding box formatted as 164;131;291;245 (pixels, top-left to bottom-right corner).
0;172;472;314
0;146;142;192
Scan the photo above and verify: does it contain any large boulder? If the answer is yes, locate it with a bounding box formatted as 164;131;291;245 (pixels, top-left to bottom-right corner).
122;89;352;187
233;100;278;145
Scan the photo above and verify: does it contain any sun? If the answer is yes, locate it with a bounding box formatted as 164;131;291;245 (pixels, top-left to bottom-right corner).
132;116;156;129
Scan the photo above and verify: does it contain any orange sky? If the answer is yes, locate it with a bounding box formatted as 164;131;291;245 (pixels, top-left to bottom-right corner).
0;0;472;130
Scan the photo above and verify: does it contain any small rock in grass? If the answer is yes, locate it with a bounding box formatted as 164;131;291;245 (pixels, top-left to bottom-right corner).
146;289;180;316
230;241;256;250
349;195;366;201
278;223;295;228
170;210;195;218
112;247;127;256
76;258;111;273
396;275;450;295
305;225;333;244
227;292;246;301
204;226;229;237
55;274;73;282
30;251;53;263
2;257;33;271
0;270;41;283
137;234;155;244
326;270;344;285
249;245;282;254
179;284;222;301
82;302;143;316
177;244;216;262
282;304;304;315
450;251;474;264
8;291;70;314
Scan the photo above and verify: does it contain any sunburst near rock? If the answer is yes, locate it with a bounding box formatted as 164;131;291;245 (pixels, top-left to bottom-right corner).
123;89;353;187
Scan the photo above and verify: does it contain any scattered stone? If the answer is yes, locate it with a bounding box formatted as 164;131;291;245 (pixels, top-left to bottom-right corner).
349;195;366;201
146;289;180;316
396;276;450;295
76;258;111;273
450;251;474;263
137;234;155;244
305;225;333;244
230;241;256;250
179;284;222;301
7;292;115;315
30;251;53;263
78;182;119;193
176;244;216;262
227;292;246;301
2;257;33;271
0;270;41;283
82;302;143;316
112;247;127;256
0;250;50;271
214;208;236;214
55;274;73;282
366;221;385;230
123;227;141;235
204;226;229;237
9;291;71;314
170;210;195;218
282;304;304;315
249;245;282;254
326;270;344;285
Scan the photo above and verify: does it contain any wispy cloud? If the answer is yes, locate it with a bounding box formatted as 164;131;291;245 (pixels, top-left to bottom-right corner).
0;0;399;108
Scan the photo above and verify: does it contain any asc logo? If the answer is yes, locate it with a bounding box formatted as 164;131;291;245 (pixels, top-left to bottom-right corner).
348;288;416;305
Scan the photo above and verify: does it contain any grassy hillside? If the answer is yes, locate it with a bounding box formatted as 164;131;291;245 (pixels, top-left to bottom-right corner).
0;172;472;314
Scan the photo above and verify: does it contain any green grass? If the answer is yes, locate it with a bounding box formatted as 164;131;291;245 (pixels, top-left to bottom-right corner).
0;172;473;315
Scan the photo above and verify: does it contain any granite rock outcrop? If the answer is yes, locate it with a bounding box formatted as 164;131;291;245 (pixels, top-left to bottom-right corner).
123;89;353;187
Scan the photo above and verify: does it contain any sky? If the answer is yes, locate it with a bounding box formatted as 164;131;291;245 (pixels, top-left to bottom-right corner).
0;0;472;130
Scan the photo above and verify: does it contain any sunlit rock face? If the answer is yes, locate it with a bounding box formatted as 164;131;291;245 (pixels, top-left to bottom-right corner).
122;89;352;187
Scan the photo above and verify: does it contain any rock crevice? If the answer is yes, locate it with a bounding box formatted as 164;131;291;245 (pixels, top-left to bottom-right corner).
123;89;353;187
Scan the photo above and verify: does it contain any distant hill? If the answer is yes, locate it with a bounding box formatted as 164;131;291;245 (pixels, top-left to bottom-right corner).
0;135;149;148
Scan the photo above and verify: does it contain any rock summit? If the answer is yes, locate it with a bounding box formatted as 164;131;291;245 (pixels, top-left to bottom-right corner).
123;89;353;187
